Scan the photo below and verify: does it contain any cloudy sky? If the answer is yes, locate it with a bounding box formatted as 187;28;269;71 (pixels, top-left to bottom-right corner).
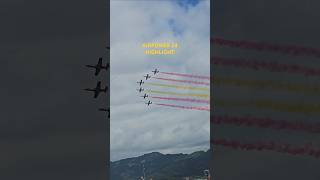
110;0;210;161
3;0;320;179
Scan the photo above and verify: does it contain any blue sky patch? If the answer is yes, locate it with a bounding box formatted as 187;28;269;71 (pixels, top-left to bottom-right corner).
177;0;200;9
168;18;184;36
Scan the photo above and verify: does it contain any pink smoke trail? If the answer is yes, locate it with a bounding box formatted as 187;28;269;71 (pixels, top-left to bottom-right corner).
212;56;320;77
160;72;210;80
153;77;210;86
151;96;210;104
211;138;320;159
211;115;320;133
211;37;320;58
155;103;210;111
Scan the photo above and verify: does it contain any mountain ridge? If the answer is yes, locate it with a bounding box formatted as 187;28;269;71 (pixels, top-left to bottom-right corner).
111;149;210;180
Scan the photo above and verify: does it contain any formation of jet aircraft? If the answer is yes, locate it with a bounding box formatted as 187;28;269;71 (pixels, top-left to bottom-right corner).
84;47;110;118
86;57;109;76
136;69;161;107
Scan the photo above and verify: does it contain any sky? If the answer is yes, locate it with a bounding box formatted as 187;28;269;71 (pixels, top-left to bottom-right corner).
110;0;210;161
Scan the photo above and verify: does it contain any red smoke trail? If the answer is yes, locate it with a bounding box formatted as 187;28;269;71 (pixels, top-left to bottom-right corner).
211;138;320;159
155;103;210;111
153;77;210;86
211;37;320;58
160;72;210;80
211;115;320;133
151;96;210;104
212;56;320;77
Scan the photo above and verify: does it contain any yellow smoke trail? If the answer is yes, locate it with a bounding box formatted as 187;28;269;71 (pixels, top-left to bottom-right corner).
215;77;320;95
215;100;320;114
146;90;210;98
146;82;210;92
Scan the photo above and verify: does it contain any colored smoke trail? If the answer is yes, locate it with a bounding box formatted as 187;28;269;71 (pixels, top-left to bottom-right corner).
147;90;210;98
212;56;320;77
155;103;210;111
153;77;210;86
211;37;320;58
160;72;210;80
146;82;210;92
211;138;320;159
151;96;210;104
216;100;320;114
211;115;320;133
214;76;320;95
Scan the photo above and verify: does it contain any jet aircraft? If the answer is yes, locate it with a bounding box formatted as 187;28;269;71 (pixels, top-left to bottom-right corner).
152;69;159;75
137;80;144;86
144;74;151;80
137;87;144;93
141;94;148;99
146;101;152;106
86;57;109;76
84;81;108;98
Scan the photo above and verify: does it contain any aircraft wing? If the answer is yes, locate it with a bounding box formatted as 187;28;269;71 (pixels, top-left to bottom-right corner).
86;65;95;68
83;88;92;91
